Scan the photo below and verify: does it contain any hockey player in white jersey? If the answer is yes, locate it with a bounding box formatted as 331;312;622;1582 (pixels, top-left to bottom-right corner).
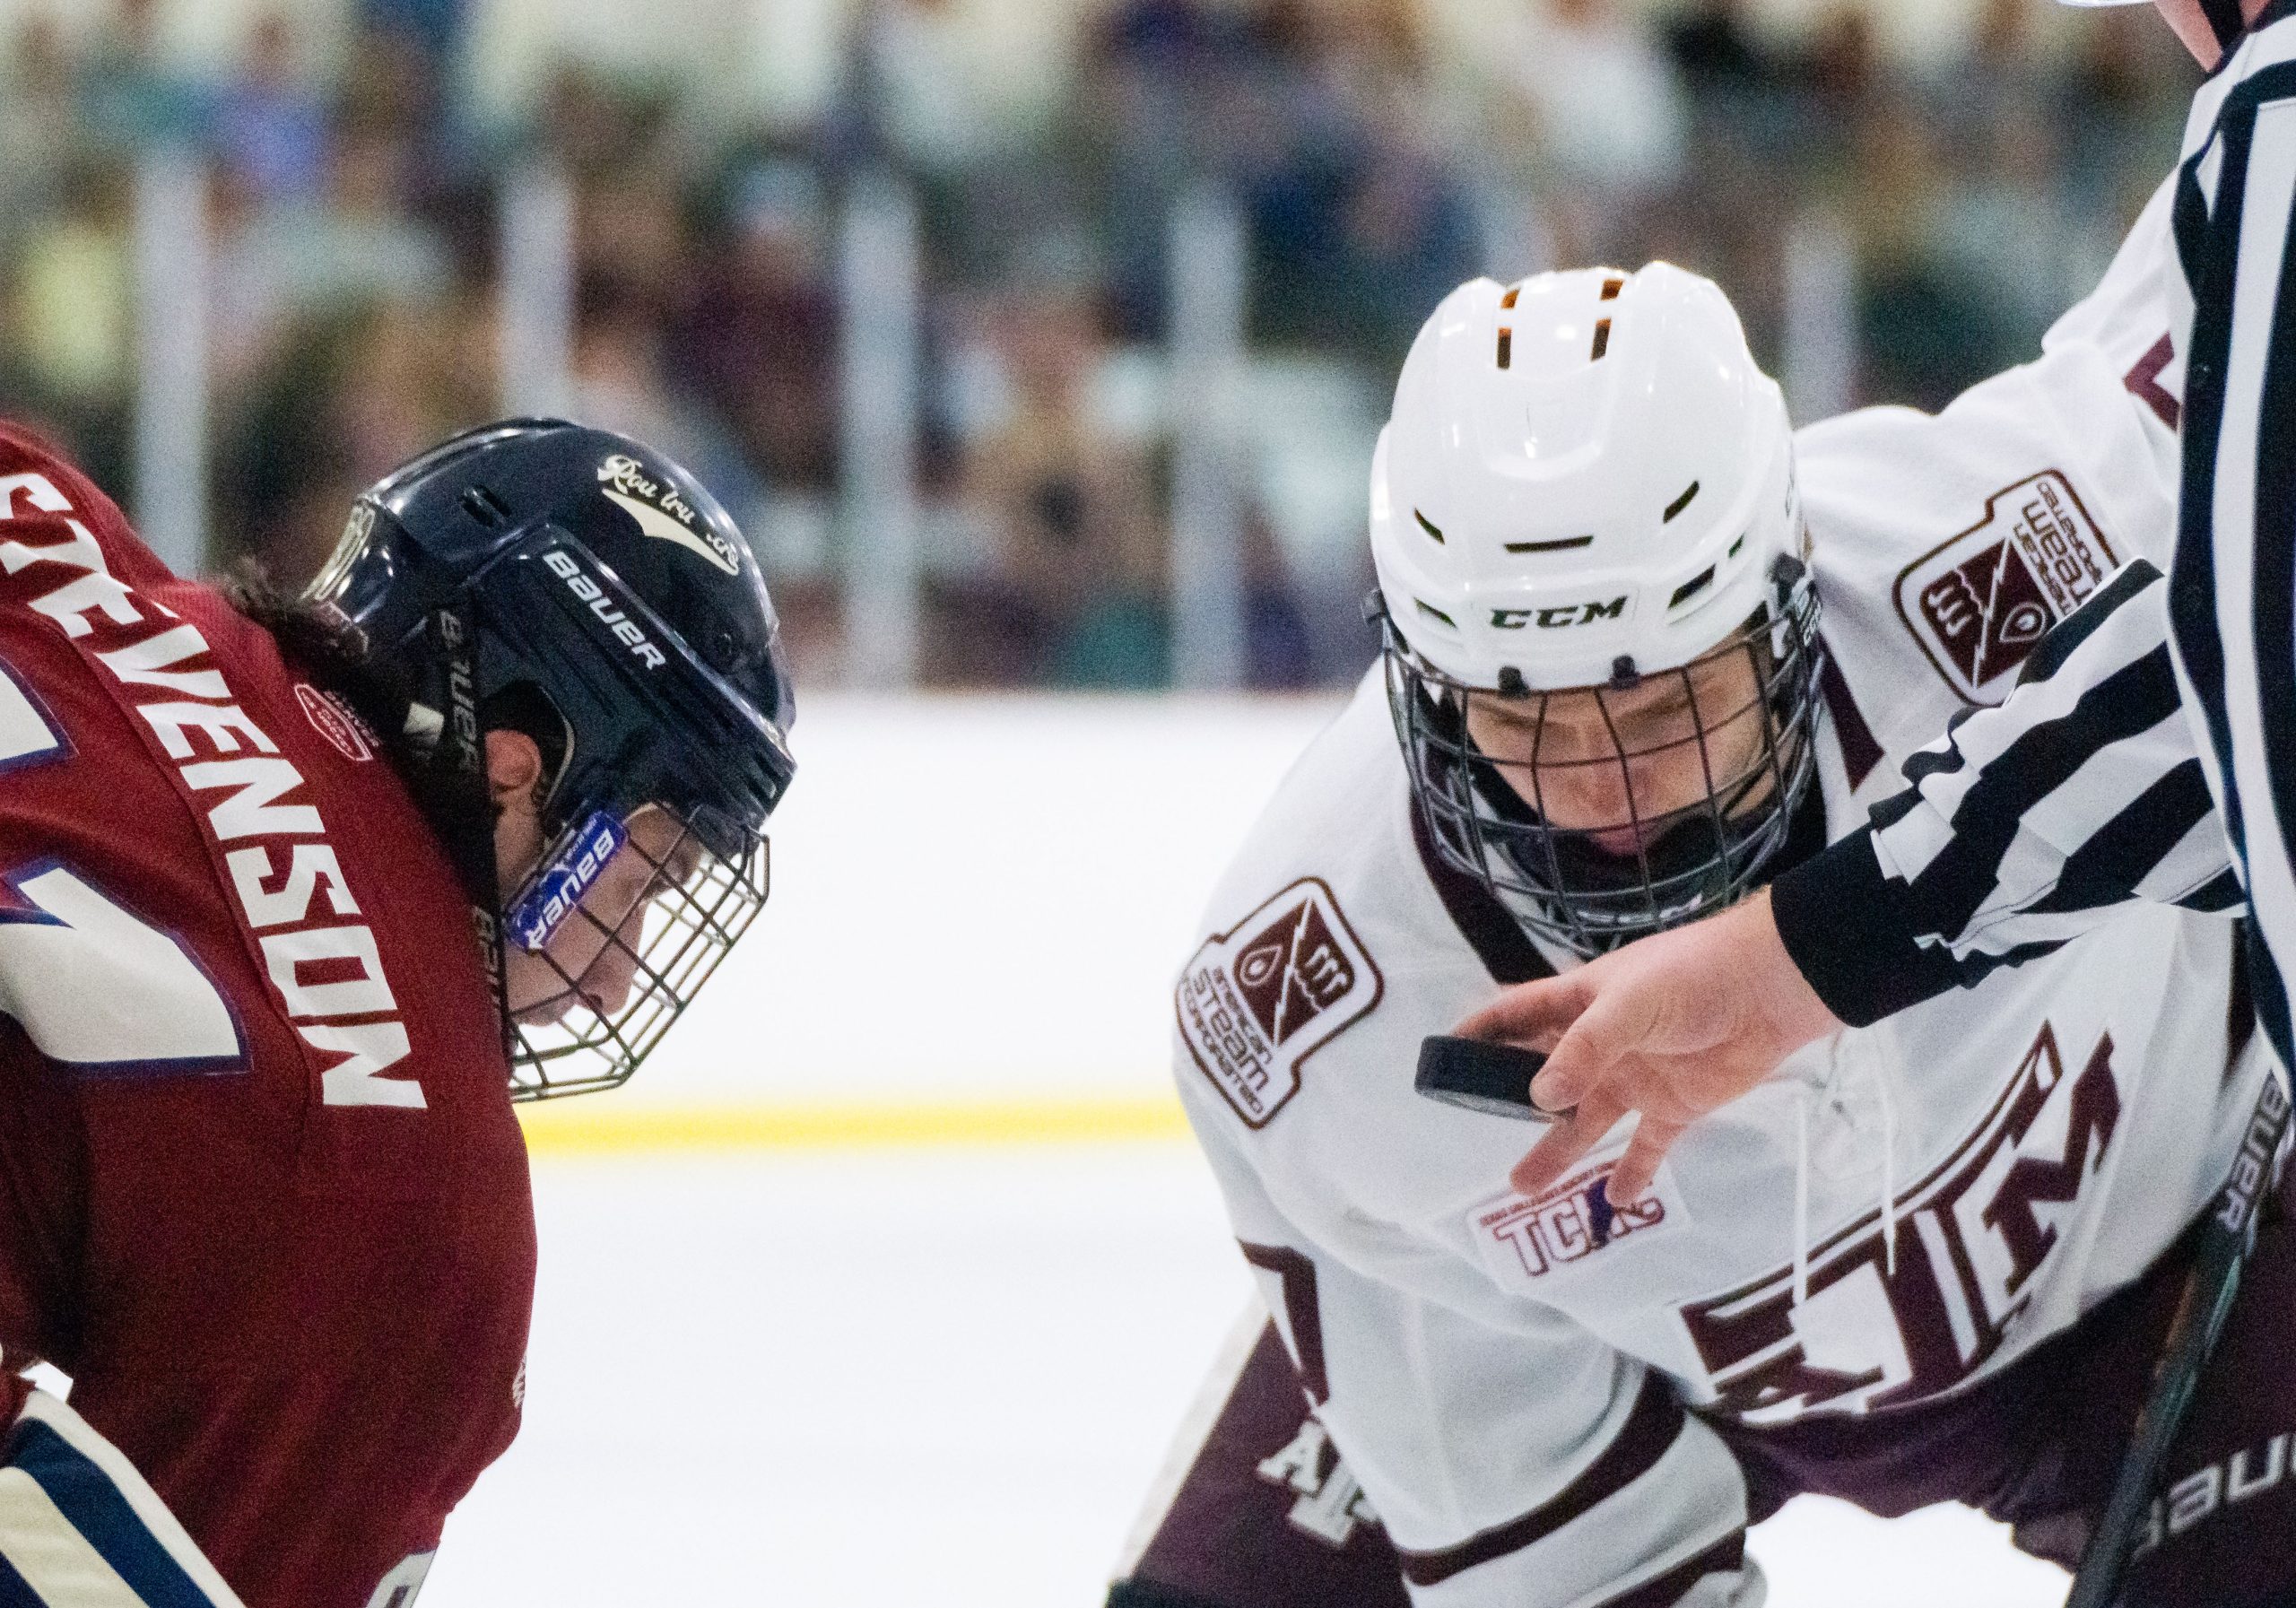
1111;258;2294;1608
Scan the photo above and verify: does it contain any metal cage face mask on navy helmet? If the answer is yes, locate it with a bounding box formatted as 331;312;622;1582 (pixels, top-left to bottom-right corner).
1369;266;1821;960
300;420;796;1099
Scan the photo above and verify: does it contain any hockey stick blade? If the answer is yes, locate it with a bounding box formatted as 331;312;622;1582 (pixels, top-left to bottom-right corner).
2065;1069;2292;1608
1414;1035;1558;1123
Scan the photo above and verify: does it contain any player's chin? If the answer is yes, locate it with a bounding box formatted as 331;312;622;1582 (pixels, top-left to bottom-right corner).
510;997;575;1028
509;980;595;1028
510;976;631;1027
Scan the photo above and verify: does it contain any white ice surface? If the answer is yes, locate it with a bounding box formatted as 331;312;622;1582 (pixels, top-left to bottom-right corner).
418;694;2071;1603
417;1148;2072;1608
623;692;1346;1107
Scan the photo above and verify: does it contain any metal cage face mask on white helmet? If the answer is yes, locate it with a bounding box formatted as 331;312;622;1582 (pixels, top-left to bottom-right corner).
1371;265;1822;960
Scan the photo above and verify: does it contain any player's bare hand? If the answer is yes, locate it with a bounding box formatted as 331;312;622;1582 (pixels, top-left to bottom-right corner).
1455;888;1842;1205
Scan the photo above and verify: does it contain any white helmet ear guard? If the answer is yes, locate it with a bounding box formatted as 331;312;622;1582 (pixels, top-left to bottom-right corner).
1372;266;1825;959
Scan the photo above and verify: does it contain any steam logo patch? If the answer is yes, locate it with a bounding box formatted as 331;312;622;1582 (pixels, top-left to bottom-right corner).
1894;471;2117;705
1177;879;1381;1127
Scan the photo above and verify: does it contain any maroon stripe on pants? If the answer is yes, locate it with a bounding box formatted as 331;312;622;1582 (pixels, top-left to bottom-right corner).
1395;1370;1688;1586
1599;1533;1749;1608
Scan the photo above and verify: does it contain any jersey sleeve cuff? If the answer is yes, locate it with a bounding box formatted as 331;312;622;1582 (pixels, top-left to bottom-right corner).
1770;826;1964;1029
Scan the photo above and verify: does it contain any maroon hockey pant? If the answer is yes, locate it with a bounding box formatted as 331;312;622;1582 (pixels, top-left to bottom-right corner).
1112;1205;2296;1608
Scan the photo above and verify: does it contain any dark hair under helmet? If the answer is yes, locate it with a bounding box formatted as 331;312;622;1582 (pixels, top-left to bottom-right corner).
297;418;797;1099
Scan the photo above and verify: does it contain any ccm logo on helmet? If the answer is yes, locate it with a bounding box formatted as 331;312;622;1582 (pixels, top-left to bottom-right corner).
1491;597;1628;630
542;549;667;669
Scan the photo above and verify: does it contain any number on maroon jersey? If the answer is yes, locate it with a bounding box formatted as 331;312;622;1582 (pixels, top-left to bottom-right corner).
0;657;63;772
0;863;242;1070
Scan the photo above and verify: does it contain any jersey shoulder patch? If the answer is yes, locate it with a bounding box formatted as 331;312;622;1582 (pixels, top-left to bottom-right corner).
1891;469;2119;705
1176;877;1383;1128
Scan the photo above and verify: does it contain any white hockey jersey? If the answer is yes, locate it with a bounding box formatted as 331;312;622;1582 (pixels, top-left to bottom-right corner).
1170;184;2272;1608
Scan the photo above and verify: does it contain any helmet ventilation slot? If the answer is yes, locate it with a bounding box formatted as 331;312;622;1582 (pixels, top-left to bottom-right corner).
1504;534;1594;554
1500;283;1521;309
1600;277;1624;300
462;487;514;528
1414;508;1446;544
1664;481;1700;522
1668;567;1716;611
1589;320;1611;361
1415;599;1458;630
1496;328;1513;369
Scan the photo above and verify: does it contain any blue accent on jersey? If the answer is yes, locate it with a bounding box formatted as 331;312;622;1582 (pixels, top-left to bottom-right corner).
0;1418;222;1607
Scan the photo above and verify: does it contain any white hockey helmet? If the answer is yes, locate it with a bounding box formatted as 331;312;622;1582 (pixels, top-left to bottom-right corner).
1371;264;1801;690
1372;265;1824;957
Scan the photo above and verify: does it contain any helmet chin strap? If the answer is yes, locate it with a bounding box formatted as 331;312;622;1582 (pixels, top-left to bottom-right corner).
411;600;511;1057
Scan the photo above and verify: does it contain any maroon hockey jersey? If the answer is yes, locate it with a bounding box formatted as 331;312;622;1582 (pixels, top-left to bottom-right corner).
0;425;535;1606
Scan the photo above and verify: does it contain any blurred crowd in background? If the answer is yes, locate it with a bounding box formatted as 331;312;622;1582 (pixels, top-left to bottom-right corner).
0;0;2200;691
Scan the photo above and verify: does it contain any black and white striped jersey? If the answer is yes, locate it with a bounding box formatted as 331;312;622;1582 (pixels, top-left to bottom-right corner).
1770;5;2296;1082
1166;306;2268;1605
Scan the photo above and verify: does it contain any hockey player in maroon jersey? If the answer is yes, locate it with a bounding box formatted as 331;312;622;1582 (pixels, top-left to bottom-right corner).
0;417;795;1608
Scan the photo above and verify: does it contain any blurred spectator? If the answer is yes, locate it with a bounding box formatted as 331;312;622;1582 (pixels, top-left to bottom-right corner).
1326;100;1482;361
6;162;132;427
214;13;329;208
935;291;1168;689
1080;0;1267;335
1798;4;1883;132
224;125;450;335
0;18;79;242
2062;9;2199;217
1503;0;1686;265
674;161;840;495
570;271;760;519
1664;0;1778;101
848;0;1060;178
357;0;466;68
1848;95;2013;410
534;62;666;182
0;0;2213;692
220;296;492;587
77;0;210;154
1935;101;2085;358
1509;0;1684;200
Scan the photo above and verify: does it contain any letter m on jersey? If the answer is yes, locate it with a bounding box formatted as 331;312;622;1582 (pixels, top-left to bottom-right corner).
1679;1022;2120;1424
1177;880;1383;1127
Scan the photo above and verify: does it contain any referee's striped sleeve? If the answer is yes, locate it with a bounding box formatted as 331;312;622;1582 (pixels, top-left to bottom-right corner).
2163;51;2296;1079
1771;559;2240;1029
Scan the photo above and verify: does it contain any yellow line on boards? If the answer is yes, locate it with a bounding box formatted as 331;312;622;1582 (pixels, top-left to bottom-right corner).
515;1096;1192;1154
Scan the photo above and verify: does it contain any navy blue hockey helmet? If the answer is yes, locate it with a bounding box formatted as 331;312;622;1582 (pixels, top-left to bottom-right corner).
299;418;797;1099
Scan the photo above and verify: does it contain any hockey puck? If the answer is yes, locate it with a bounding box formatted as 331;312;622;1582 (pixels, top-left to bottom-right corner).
1414;1035;1557;1123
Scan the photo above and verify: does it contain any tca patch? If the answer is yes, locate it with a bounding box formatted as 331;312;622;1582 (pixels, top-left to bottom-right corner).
1468;1150;1687;1291
1177;878;1382;1128
1893;471;2118;705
